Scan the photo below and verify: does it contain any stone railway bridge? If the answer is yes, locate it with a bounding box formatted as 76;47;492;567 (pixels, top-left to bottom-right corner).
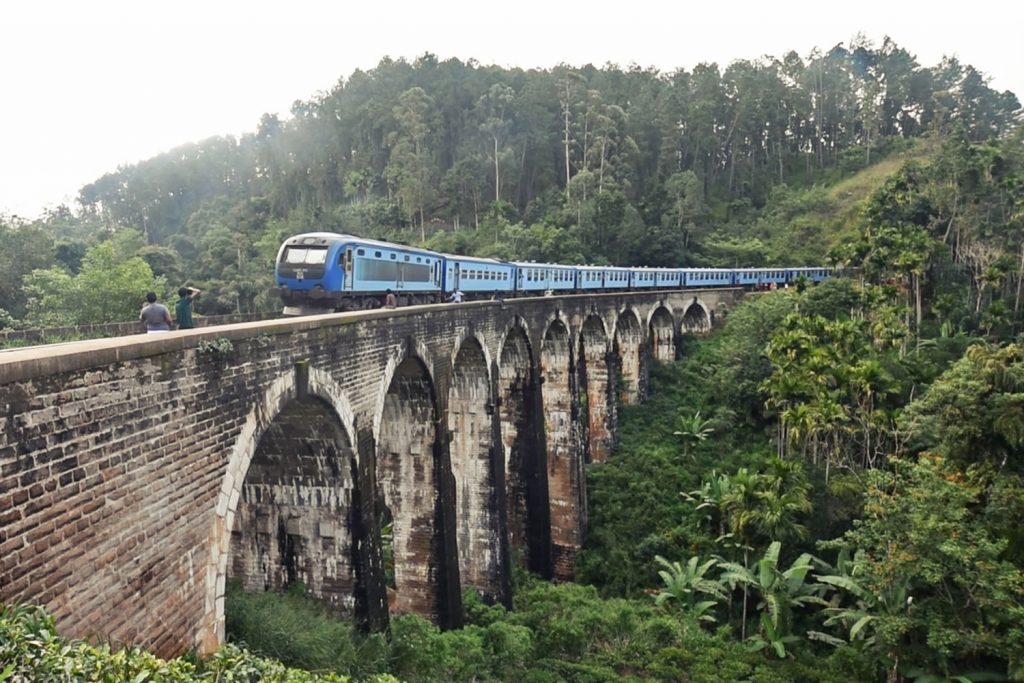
0;288;738;658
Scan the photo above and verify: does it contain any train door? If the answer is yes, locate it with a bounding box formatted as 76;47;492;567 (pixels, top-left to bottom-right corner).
433;260;441;288
342;246;354;290
454;262;461;290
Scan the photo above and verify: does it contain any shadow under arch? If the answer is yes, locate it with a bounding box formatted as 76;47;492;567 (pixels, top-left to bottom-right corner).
681;298;712;335
648;305;676;362
613;307;645;405
199;367;358;654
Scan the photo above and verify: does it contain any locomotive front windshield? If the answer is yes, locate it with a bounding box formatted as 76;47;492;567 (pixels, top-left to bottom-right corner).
283;246;328;265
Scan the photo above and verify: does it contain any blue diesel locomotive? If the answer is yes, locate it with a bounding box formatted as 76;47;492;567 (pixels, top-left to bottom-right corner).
276;232;830;315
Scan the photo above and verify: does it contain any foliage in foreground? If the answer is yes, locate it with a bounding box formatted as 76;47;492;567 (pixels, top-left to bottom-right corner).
225;572;870;683
0;601;399;683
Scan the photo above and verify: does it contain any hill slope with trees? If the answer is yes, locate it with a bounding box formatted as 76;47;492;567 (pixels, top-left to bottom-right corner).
0;36;1020;325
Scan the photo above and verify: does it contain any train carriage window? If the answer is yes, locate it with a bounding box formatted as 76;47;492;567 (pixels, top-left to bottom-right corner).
357;248;365;255
375;251;382;258
404;255;410;261
416;257;422;263
391;254;397;260
357;258;399;281
402;261;433;282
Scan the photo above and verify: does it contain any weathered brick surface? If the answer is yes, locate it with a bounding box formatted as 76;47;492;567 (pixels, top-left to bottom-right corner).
0;289;736;657
579;315;614;464
649;307;677;363
614;310;645;405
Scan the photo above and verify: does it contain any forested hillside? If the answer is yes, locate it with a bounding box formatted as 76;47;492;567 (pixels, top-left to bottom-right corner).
0;36;1020;326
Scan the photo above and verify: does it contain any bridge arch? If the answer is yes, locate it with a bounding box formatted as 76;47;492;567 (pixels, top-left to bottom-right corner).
447;333;503;601
648;305;676;362
681;298;712;335
201;366;358;653
578;314;615;464
613;308;645;405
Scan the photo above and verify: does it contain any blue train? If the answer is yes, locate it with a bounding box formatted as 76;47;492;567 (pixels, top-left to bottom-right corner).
275;232;831;315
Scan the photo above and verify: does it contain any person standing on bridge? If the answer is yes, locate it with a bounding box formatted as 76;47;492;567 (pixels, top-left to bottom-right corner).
175;286;202;329
140;292;172;333
384;289;398;308
448;289;464;303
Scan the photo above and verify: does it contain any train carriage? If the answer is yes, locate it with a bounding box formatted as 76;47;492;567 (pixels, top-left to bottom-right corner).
444;255;516;299
577;266;609;291
513;262;578;293
655;268;683;289
734;268;788;288
684;269;735;288
630;268;659;289
786;267;831;284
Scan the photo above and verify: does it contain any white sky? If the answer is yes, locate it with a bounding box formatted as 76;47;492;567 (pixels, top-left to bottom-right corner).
2;0;1021;220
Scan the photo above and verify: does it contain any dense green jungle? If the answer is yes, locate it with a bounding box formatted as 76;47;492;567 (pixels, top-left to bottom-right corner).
3;36;1024;682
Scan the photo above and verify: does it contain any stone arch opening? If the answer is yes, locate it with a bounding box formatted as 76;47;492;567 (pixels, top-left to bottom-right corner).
448;337;501;600
578;315;615;464
614;310;645;405
649;307;676;362
541;318;583;580
228;395;360;616
498;324;548;575
682;300;711;334
377;356;442;619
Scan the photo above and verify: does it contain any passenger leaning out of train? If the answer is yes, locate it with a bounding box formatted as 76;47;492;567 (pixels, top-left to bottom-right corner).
384;289;397;308
449;289;464;303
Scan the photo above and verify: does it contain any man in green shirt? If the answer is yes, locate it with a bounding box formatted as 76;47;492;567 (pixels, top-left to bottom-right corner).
175;286;201;329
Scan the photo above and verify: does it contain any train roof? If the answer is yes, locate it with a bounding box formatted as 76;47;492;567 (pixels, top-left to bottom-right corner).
282;232;445;257
509;261;579;269
444;254;514;266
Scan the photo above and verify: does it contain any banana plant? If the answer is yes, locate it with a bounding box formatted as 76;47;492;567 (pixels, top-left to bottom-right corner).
718;541;827;658
653;555;728;623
